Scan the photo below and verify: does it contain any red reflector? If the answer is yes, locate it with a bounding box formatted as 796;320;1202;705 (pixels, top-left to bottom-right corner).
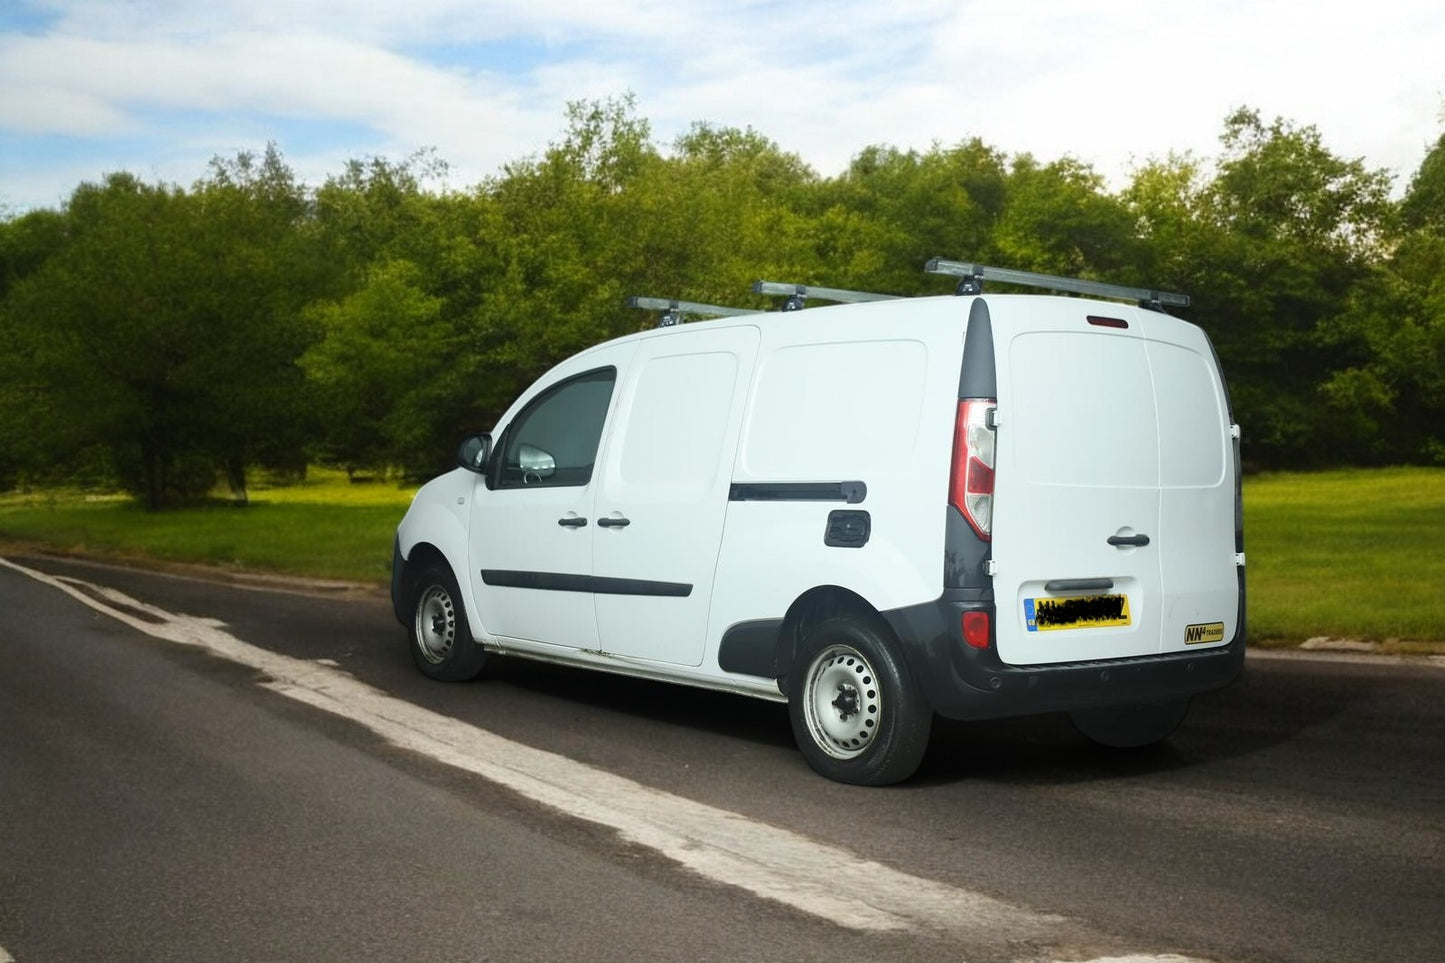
962;611;990;649
1087;315;1129;329
966;456;993;494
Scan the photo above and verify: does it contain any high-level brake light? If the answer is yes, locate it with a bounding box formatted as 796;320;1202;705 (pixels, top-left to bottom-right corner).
949;399;996;541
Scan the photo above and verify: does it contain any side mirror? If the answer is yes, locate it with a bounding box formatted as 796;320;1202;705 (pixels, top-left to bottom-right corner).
516;443;556;481
457;434;492;473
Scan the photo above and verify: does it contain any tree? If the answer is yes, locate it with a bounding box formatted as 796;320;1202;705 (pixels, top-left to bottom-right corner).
1318;131;1445;462
992;153;1139;280
0;148;320;508
188;145;326;501
1126;109;1394;468
806;139;1008;294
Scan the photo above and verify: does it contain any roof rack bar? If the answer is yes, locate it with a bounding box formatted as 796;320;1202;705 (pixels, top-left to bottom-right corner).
924;258;1191;309
627;296;763;328
752;281;900;312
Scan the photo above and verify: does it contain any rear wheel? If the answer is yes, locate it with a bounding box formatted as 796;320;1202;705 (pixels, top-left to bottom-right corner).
788;615;931;786
409;563;488;681
1070;698;1190;749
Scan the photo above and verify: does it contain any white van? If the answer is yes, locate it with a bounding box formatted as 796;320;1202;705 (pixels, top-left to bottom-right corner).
391;261;1246;785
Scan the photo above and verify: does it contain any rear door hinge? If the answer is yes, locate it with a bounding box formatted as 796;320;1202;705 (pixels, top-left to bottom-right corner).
1235;553;1247;567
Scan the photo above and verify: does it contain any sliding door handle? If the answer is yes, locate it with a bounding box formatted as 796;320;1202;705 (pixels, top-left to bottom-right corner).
1107;533;1150;547
557;516;588;528
597;516;631;528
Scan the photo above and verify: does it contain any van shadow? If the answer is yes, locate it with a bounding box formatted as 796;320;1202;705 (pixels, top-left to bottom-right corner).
462;654;1365;786
911;658;1368;786
482;656;797;750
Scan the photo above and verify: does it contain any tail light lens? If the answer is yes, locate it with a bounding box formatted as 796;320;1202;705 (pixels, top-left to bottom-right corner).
961;610;991;649
949;399;996;540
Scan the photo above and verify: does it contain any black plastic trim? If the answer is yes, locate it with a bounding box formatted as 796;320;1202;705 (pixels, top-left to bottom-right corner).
390;536;407;625
824;510;871;548
879;590;1246;721
718;619;785;677
945;296;996;591
729;481;867;504
958;297;997;400
480;569;692;597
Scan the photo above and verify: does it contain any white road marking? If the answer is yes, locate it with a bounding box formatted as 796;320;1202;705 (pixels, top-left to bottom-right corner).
1060;958;1212;963
3;557;1220;961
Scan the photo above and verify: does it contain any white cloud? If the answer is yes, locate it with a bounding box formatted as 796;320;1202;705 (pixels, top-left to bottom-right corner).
1;0;1442;211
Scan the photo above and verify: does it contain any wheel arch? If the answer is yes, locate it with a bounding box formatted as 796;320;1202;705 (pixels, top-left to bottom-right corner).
394;533;479;638
775;585;890;693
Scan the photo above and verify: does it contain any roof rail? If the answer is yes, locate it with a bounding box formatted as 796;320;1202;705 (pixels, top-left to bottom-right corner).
627;296;763;328
924;258;1190;311
752;281;900;312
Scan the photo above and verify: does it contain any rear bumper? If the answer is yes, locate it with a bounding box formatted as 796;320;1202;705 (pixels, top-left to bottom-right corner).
882;588;1246;721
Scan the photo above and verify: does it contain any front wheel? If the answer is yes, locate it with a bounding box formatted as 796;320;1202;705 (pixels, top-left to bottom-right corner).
409;563;489;681
788;615;931;786
1070;698;1190;749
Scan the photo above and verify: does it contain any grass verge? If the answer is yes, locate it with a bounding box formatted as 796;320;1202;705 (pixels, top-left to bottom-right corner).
2;466;1443;645
0;469;413;583
1243;466;1445;646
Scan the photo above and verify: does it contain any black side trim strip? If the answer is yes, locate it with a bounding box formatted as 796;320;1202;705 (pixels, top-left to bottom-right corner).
480;570;691;597
729;481;866;504
592;575;691;597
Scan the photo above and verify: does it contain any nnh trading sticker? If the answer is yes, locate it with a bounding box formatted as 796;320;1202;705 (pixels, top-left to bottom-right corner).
1184;621;1226;644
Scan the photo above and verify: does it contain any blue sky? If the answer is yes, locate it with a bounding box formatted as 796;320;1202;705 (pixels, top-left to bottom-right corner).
2;0;1443;213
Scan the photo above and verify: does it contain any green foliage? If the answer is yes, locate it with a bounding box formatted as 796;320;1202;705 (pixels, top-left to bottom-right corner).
1125;110;1400;468
2;98;1443;491
0;148;320;506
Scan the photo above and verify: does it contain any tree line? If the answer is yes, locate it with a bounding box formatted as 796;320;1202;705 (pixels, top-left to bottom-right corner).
2;96;1442;507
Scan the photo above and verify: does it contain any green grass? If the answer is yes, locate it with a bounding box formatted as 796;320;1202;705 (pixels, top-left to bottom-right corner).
0;468;415;582
1243;466;1445;644
2;466;1443;643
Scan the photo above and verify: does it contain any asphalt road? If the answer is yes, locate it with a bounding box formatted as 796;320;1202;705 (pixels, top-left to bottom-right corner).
1;554;1441;963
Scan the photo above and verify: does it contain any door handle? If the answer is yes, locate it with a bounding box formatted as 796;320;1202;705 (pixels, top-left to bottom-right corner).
597;516;631;528
557;516;588;528
1044;578;1115;593
1107;534;1150;547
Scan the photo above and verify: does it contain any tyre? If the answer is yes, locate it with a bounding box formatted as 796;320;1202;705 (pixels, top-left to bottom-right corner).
787;615;932;786
408;563;489;681
1070;698;1190;749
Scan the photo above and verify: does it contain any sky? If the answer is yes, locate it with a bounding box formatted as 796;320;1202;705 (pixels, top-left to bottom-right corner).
2;0;1443;213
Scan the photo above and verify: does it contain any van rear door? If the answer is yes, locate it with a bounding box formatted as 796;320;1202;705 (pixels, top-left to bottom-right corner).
990;298;1238;666
1139;309;1241;655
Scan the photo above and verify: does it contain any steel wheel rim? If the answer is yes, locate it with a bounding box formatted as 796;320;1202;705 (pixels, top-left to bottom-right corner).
802;643;881;759
415;585;456;664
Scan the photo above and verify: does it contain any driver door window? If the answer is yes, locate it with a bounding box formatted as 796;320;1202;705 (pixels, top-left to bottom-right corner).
497;367;616;489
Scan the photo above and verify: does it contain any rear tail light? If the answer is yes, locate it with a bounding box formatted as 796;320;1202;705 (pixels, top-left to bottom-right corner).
949;399;996;541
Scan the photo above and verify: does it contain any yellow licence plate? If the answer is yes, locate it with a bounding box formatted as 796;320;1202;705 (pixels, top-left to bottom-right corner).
1025;594;1131;632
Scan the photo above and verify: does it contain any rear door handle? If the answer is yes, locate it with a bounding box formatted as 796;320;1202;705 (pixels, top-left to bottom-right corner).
1045;578;1115;593
557;516;588;528
1107;534;1150;547
597;516;631;528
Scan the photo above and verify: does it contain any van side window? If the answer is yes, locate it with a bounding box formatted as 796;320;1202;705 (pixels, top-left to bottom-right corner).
497;367;616;489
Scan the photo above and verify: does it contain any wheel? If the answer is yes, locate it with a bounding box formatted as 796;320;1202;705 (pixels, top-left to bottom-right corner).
787;615;932;786
408;563;489;681
1070;698;1190;749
